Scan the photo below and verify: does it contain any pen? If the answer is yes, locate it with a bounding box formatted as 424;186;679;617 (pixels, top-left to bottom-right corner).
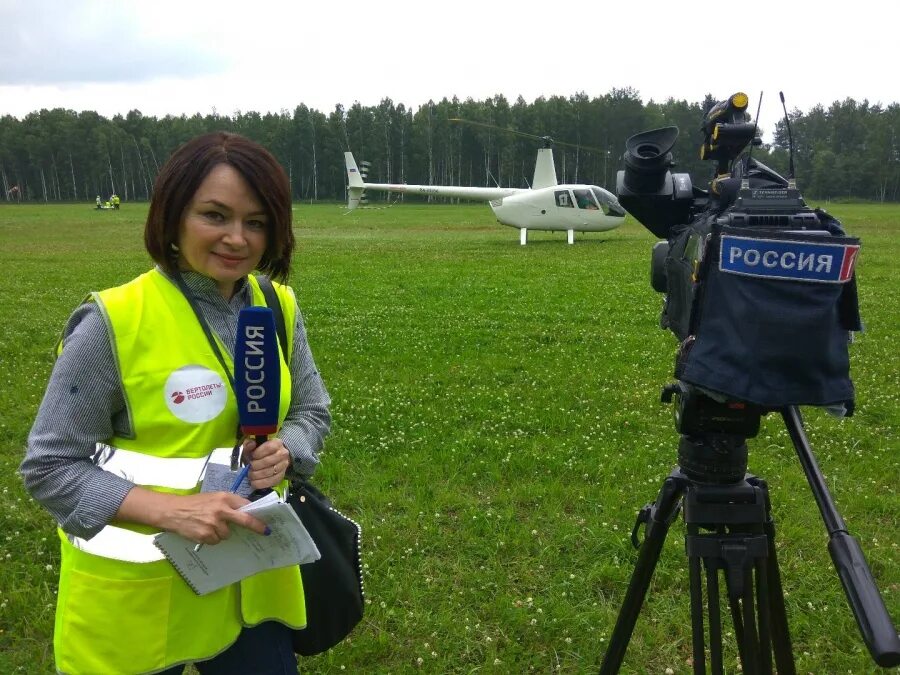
193;464;252;553
228;463;252;493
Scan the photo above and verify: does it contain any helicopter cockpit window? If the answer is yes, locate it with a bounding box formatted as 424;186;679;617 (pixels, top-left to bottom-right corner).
555;190;574;208
591;187;627;217
573;188;600;210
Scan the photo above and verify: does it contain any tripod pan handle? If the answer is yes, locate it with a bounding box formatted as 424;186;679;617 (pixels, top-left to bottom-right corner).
828;531;900;667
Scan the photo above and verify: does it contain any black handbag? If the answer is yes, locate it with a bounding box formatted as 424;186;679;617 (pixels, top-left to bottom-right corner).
287;481;364;655
256;275;365;655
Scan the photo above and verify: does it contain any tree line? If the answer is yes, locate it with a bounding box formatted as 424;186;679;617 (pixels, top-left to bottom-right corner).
1;90;898;204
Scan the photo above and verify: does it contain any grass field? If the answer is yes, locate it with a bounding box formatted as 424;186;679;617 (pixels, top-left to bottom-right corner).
0;201;897;674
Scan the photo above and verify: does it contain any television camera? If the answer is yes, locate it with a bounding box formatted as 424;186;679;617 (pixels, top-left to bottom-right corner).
598;92;899;673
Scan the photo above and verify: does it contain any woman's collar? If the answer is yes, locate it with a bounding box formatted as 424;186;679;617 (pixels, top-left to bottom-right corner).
157;266;250;299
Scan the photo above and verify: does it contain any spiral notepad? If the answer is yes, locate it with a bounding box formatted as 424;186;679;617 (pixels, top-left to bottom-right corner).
153;492;320;595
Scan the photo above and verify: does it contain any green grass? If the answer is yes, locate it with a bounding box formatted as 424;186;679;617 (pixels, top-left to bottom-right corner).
0;200;897;673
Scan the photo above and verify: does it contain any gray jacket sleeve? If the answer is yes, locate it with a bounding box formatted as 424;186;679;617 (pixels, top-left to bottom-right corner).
20;303;135;539
280;301;332;479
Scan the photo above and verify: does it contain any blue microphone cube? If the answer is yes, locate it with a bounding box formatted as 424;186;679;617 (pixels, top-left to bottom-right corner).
235;306;281;436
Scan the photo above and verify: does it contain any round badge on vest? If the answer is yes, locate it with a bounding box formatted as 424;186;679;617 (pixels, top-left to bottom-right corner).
164;365;228;423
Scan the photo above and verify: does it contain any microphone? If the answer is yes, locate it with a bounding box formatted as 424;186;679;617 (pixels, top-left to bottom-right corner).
235;306;281;443
192;307;281;552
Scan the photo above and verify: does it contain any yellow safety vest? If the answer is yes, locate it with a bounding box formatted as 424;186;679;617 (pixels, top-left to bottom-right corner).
54;269;305;675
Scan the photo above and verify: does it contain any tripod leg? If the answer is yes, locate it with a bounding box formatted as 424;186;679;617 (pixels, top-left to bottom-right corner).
688;524;707;674
739;567;761;675
723;568;762;675
727;585;746;665
755;558;773;674
600;476;685;674
750;477;796;674
704;558;724;674
764;519;795;672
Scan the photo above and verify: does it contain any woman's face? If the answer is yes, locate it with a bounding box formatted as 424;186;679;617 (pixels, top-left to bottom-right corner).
177;163;268;298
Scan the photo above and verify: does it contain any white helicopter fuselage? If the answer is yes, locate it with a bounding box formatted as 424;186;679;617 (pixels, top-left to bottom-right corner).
344;150;626;241
489;185;623;232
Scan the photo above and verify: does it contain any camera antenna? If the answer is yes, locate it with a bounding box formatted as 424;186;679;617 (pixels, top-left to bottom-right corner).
780;91;796;184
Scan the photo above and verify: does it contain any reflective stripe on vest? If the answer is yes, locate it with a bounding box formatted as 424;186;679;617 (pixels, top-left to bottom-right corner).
67;445;236;562
69;523;163;563
93;443;215;489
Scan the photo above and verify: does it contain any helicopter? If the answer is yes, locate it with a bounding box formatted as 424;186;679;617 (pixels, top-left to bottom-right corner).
344;121;626;244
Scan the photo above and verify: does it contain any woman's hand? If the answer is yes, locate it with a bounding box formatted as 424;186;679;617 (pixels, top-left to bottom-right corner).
242;437;291;490
116;488;269;546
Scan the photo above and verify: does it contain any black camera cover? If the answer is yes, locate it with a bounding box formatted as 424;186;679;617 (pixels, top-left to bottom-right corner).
674;219;861;409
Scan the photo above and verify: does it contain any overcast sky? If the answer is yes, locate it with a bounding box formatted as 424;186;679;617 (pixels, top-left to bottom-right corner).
2;0;897;145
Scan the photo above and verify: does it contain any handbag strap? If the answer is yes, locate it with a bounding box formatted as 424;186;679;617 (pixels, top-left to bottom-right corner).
255;274;289;367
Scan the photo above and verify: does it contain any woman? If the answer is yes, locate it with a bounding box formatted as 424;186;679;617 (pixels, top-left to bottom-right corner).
21;132;331;674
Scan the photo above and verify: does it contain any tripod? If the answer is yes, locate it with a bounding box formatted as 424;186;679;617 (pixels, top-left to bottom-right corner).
599;406;900;674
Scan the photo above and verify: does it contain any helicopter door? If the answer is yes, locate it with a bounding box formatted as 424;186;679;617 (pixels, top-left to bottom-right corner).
550;189;586;229
544;188;582;229
555;190;574;208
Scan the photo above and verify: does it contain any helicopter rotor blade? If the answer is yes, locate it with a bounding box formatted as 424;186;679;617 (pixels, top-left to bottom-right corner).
547;138;608;154
448;118;548;144
448;118;607;155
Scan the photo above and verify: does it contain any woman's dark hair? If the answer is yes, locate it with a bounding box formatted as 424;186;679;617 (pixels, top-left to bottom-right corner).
145;132;294;281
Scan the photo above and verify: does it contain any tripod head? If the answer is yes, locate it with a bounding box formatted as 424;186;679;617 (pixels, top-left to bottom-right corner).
661;382;762;484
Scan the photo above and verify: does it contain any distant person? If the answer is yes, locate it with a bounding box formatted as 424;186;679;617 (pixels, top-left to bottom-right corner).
21;132;331;674
95;195;101;209
112;193;121;209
